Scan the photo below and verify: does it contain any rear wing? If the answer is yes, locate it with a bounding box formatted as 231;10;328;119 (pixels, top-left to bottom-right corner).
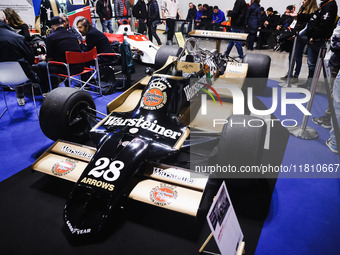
188;30;248;53
32;140;209;217
188;30;248;41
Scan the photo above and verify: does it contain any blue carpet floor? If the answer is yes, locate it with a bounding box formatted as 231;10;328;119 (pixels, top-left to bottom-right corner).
0;79;339;254
255;80;340;255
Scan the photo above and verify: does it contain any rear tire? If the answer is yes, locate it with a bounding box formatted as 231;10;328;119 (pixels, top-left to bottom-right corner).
39;87;95;142
242;53;271;92
154;45;182;71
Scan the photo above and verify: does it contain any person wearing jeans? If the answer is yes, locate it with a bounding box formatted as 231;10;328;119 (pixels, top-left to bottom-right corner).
224;0;247;58
224;28;245;59
327;70;340;153
180;2;196;35
147;0;162;45
96;0;113;33
161;0;183;44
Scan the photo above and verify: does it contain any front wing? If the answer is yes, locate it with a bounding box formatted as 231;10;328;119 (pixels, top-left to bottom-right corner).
32;140;209;217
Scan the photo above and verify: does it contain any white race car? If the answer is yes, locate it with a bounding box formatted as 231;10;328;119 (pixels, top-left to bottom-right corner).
105;20;158;65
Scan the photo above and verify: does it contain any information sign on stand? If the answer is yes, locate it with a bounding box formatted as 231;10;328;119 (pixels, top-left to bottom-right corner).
202;182;244;255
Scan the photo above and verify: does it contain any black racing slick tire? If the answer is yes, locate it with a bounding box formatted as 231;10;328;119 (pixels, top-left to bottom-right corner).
242;53;271;92
154;45;182;71
215;114;267;187
39;87;96;142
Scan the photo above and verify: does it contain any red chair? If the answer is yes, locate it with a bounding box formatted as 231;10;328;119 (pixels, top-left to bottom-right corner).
47;47;103;95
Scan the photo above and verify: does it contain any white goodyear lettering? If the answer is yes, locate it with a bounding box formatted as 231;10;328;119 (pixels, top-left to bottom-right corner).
66;221;91;235
103;116;182;140
80;177;115;191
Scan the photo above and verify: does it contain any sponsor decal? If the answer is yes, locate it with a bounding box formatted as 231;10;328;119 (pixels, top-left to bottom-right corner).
80;177;115;191
150;183;178;206
141;78;170;110
181;64;194;70
103;115;182;140
61;145;93;159
184;76;222;105
66;220;91;235
152;167;195;184
52;159;76;176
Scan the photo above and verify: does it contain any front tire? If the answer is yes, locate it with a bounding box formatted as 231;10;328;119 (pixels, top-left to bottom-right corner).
39;87;95;142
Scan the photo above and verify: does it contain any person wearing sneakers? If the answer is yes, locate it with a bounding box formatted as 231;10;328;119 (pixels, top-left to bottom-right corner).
223;0;247;59
0;10;40;106
147;0;162;46
313;19;340;129
326;69;340;153
161;0;183;44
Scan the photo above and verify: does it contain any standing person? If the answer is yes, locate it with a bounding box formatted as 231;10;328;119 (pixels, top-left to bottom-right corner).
89;0;97;28
133;0;147;34
326;69;340;153
161;0;183;44
245;0;261;50
181;2;196;35
295;0;338;88
0;11;39;106
313;19;340;129
280;0;318;83
223;0;247;59
195;4;203;29
3;8;30;41
211;6;225;31
96;0;113;33
115;0;132;25
256;7;267;49
147;0;162;46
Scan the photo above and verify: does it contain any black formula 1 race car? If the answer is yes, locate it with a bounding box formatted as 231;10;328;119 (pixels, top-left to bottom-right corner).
33;36;271;237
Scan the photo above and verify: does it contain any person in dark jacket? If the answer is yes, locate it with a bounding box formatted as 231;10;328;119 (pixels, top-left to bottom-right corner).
147;0;162;45
294;0;338;86
115;0;132;25
223;0;247;58
59;13;83;44
280;0;318;83
96;0;113;33
35;16;84;93
133;0;147;34
197;4;213;30
211;6;225;31
77;18;115;64
246;0;261;50
259;7;279;49
276;5;295;31
181;2;197;34
0;11;39;106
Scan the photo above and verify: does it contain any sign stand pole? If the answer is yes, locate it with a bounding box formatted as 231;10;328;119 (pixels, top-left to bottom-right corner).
198;232;245;255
